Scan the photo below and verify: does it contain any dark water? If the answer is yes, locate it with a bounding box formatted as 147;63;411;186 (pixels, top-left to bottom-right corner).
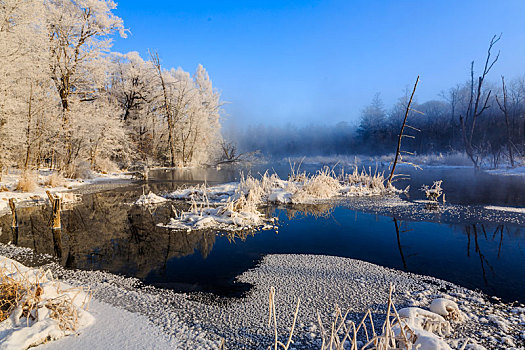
1;164;525;302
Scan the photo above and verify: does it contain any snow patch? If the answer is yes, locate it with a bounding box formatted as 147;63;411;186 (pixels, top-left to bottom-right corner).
134;192;168;206
484;205;525;214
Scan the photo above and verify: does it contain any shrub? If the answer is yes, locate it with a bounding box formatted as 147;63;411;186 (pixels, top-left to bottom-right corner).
44;172;66;188
15;172;37;192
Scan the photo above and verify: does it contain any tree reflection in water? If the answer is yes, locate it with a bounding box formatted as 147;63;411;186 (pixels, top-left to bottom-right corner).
1;184;525;301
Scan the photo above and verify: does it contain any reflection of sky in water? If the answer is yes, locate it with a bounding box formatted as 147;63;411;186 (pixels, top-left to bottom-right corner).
1;165;525;302
146;205;525;303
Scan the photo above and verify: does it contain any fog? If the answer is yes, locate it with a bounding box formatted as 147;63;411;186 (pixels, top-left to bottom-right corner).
229;72;525;168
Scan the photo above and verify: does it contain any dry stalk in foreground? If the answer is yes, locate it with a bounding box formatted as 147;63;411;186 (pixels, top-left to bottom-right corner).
267;285;472;350
267;286;301;350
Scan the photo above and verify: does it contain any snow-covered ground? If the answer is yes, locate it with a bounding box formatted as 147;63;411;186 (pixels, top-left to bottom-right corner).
0;169;133;215
484;205;525;214
485;166;525;176
0;245;523;349
39;298;181;350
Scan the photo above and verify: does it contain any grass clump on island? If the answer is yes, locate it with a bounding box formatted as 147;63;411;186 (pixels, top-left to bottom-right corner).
160;163;403;232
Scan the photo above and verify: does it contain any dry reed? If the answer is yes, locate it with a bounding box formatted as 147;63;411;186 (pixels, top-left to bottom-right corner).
0;261;90;332
44;173;66;188
267;285;468;350
15;172;37;192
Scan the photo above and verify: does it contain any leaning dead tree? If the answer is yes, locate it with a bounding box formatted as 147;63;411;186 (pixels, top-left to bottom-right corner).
387;76;420;186
459;34;501;169
214;140;259;166
46;190;63;258
8;199;18;245
496;76;515;167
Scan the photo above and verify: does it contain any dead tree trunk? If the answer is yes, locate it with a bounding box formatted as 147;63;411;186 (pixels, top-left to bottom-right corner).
8;199;18;245
388;76;419;185
46;190;63;258
46;191;62;229
496;76;515;167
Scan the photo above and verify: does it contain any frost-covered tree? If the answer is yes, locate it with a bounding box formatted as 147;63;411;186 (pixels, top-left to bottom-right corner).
109;52;157;160
0;1;225;175
189;64;222;164
0;0;53;174
151;53;224;166
46;0;126;169
358;93;388;150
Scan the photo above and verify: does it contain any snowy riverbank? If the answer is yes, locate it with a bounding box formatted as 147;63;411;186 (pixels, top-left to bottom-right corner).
0;245;522;349
0;169;134;215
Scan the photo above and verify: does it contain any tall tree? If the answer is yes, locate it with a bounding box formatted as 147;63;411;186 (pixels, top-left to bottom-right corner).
46;0;125;169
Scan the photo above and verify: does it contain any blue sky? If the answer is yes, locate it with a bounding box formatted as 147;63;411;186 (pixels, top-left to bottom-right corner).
111;0;525;127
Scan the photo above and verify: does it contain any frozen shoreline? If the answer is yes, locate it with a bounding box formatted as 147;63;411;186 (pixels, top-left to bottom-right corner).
0;170;134;216
0;245;523;349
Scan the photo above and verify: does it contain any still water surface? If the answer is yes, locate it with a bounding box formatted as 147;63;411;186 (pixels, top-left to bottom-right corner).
1;164;524;302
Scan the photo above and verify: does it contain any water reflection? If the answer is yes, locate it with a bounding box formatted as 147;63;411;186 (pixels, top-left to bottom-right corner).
393;218;408;269
388;216;525;301
0;187;219;281
0;167;524;301
284;203;335;219
391;218;519;289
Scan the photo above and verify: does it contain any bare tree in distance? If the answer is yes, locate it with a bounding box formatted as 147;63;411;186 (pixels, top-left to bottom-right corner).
459;34;501;169
215;140;260;166
496;76;515;167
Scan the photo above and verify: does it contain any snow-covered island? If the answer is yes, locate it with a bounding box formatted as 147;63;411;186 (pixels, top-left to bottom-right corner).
159;167;399;232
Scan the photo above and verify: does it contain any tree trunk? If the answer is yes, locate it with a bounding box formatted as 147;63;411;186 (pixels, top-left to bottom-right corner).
24;82;33;170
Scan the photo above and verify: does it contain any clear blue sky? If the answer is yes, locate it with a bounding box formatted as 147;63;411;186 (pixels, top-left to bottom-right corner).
111;0;525;127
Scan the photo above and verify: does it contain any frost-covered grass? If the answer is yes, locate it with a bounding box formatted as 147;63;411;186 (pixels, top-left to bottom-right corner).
285;152;473;168
162;166;400;232
0;257;93;349
421;180;445;203
485;166;525;176
268;285;468;350
14;172;38;193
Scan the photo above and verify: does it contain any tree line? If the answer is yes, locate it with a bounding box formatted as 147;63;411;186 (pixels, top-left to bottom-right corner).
0;0;225;178
235;37;525;168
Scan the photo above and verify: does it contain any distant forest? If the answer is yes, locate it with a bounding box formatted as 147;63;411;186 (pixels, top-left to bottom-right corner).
235;49;525;169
